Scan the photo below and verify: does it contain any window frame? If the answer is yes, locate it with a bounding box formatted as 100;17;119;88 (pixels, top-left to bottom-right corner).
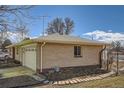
74;45;82;57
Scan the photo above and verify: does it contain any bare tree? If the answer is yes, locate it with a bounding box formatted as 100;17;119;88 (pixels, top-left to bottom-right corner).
0;5;33;25
0;5;33;17
0;5;33;44
0;19;9;44
15;24;29;41
46;17;74;35
64;17;74;35
47;18;65;35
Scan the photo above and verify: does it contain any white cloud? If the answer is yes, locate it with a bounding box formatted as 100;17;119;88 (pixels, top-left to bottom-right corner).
83;30;124;43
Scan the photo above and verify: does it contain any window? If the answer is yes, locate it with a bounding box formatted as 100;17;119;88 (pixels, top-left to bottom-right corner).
74;46;82;57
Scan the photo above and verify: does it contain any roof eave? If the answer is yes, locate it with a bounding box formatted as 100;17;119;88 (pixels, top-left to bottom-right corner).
32;39;109;46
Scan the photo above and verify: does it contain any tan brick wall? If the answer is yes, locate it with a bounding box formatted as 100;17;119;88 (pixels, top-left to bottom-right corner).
42;43;103;69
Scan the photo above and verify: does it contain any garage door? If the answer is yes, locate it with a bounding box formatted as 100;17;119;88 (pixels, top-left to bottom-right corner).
23;48;36;71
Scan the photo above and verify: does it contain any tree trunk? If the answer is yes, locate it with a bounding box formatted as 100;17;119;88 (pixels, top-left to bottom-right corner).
107;52;109;71
116;51;119;76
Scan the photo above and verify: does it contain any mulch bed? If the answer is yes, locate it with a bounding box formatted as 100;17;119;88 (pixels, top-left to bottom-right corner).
45;67;108;81
0;75;42;88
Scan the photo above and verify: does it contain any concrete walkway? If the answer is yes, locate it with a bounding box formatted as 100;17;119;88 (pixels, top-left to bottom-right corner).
52;71;115;85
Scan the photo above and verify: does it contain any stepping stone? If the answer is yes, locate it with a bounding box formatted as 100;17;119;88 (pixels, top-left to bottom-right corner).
91;77;97;80
57;81;62;85
85;78;90;81
79;78;83;82
62;81;67;84
74;78;81;82
82;79;88;82
68;80;75;84
94;76;102;79
88;78;92;81
65;80;70;84
79;78;84;82
58;81;62;84
99;75;106;78
99;75;103;77
102;75;108;78
88;78;94;81
71;79;78;83
80;79;86;82
54;73;114;85
61;80;65;84
78;79;82;82
53;81;57;84
105;75;111;77
59;81;65;85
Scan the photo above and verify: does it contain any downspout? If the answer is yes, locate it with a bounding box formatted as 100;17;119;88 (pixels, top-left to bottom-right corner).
40;42;46;72
99;45;106;68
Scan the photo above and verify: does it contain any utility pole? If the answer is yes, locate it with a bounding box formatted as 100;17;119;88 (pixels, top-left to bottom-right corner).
40;15;50;36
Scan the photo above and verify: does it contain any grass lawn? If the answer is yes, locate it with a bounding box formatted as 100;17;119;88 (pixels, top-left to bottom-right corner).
38;75;124;88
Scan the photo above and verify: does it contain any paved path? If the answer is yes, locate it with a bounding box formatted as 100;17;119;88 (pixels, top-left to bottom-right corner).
50;67;124;85
51;71;115;85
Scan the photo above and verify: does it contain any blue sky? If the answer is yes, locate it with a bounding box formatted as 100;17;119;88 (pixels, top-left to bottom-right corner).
25;5;124;41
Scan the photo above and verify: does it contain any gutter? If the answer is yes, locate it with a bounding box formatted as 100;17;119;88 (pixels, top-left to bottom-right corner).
99;45;106;68
40;42;46;72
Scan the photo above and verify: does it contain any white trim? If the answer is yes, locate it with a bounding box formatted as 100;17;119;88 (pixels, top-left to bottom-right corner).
41;42;46;72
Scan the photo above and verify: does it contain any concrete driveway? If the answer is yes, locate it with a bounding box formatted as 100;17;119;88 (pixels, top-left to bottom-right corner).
0;66;46;87
0;66;35;79
0;66;45;81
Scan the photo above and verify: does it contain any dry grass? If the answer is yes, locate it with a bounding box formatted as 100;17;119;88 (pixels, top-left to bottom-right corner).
112;61;124;69
38;74;124;88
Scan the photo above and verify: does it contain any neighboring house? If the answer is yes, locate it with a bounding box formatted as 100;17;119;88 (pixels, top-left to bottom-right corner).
6;33;109;73
0;44;2;51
